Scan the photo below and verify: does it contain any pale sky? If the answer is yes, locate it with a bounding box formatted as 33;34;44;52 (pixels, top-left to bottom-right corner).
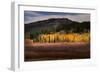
24;11;90;24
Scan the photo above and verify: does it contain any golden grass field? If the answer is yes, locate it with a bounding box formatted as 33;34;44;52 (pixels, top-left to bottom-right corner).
24;42;90;61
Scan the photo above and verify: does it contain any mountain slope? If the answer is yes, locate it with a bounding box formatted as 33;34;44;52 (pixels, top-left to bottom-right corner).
25;18;90;34
25;18;73;32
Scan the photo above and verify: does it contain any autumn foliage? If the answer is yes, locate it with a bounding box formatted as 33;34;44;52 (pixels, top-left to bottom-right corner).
31;33;90;43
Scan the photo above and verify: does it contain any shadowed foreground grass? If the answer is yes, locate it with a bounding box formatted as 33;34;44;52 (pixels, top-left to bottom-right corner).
24;42;90;61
